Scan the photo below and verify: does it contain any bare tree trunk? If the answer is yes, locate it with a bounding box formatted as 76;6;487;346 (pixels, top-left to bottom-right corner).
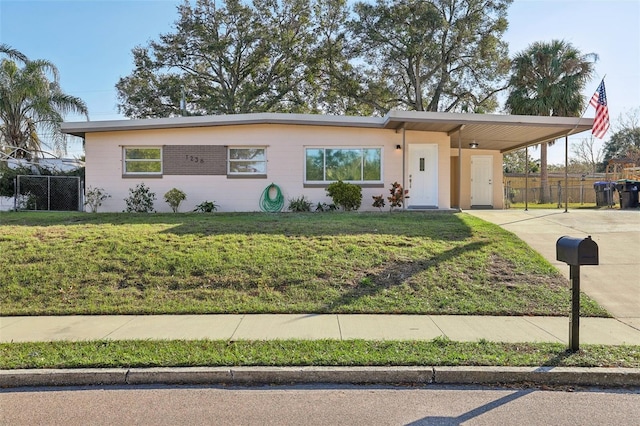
540;142;549;203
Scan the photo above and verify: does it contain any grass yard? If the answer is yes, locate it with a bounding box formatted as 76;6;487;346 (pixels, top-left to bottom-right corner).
0;211;608;316
2;340;638;369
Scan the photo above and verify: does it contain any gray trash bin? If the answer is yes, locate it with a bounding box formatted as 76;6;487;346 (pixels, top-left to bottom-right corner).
593;181;614;207
615;180;639;209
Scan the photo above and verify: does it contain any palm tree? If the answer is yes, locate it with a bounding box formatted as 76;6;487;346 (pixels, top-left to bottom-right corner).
505;40;596;203
0;45;88;160
0;43;28;62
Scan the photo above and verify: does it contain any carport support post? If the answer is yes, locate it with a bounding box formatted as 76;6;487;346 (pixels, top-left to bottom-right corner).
564;134;568;213
525;146;529;211
569;264;581;352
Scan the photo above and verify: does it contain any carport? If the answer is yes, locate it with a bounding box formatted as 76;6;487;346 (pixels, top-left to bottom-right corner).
382;111;593;211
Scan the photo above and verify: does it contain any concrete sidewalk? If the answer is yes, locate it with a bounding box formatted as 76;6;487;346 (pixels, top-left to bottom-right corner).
466;209;640;330
2;314;640;345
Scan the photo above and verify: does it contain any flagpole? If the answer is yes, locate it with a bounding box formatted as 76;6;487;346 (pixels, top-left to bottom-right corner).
562;76;606;213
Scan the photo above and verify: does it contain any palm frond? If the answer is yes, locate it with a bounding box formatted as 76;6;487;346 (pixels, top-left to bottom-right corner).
0;44;28;63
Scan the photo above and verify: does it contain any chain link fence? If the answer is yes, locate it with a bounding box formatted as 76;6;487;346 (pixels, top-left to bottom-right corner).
15;175;82;211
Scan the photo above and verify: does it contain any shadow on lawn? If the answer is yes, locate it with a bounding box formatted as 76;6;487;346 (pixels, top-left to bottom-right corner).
0;211;473;241
325;240;489;311
160;212;474;240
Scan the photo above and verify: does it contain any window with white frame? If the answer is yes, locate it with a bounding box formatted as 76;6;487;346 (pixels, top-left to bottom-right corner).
228;147;266;175
123;147;163;175
305;147;382;183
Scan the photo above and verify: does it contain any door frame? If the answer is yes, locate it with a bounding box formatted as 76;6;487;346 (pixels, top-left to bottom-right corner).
470;154;494;208
407;144;438;209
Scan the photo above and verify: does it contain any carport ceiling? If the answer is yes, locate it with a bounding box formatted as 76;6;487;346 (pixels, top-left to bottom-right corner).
384;110;594;153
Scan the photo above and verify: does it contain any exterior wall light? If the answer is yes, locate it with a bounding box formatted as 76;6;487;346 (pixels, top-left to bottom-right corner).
396;144;402;150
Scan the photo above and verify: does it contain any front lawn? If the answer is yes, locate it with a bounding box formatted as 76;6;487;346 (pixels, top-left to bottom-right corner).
0;211;608;316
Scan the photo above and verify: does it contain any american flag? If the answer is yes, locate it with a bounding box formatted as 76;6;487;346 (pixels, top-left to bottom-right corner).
589;80;609;139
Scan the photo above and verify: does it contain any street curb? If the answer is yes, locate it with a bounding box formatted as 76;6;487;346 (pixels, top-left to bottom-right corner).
433;366;640;387
2;366;639;388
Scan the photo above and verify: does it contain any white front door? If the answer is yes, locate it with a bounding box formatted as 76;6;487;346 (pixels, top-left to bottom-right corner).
471;155;493;207
408;144;438;208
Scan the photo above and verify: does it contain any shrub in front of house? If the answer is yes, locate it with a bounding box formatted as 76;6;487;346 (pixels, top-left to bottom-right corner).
315;202;337;212
326;180;362;211
373;182;409;212
193;200;219;213
85;186;111;213
124;183;156;213
288;196;312;212
164;188;187;213
388;182;409;210
372;194;385;211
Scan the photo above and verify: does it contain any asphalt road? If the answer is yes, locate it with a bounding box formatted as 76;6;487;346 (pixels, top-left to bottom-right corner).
2;385;639;425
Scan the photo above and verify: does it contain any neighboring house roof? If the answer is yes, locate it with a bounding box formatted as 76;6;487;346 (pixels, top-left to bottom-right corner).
61;111;593;154
2;158;84;173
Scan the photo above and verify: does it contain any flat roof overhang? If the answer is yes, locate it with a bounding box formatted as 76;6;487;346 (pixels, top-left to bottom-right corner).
61;111;593;153
383;111;593;153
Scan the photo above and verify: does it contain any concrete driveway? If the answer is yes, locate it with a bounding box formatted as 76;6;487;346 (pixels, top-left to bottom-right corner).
466;209;640;330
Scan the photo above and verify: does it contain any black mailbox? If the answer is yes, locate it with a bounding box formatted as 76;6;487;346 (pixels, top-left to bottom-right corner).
556;236;599;266
555;235;599;352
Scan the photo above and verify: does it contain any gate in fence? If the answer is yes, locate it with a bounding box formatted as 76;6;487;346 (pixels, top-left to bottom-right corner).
15;175;82;211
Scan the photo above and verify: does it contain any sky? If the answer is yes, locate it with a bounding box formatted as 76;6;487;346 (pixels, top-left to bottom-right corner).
1;0;639;164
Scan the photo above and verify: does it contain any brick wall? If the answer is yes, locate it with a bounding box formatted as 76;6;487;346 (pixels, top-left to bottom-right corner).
163;145;227;175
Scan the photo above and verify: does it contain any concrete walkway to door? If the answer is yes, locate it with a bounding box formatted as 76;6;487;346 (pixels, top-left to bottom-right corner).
466;209;640;331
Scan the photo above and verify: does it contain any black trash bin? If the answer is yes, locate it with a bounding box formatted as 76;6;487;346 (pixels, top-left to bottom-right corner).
615;180;639;209
593;181;615;207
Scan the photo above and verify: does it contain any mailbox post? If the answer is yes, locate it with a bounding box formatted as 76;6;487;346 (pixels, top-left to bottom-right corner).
556;236;599;352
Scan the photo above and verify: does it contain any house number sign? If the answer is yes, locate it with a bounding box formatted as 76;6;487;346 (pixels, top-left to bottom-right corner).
186;155;205;164
163;145;227;175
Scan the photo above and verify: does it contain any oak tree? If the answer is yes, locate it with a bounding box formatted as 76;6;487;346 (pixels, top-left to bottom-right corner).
349;0;512;114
